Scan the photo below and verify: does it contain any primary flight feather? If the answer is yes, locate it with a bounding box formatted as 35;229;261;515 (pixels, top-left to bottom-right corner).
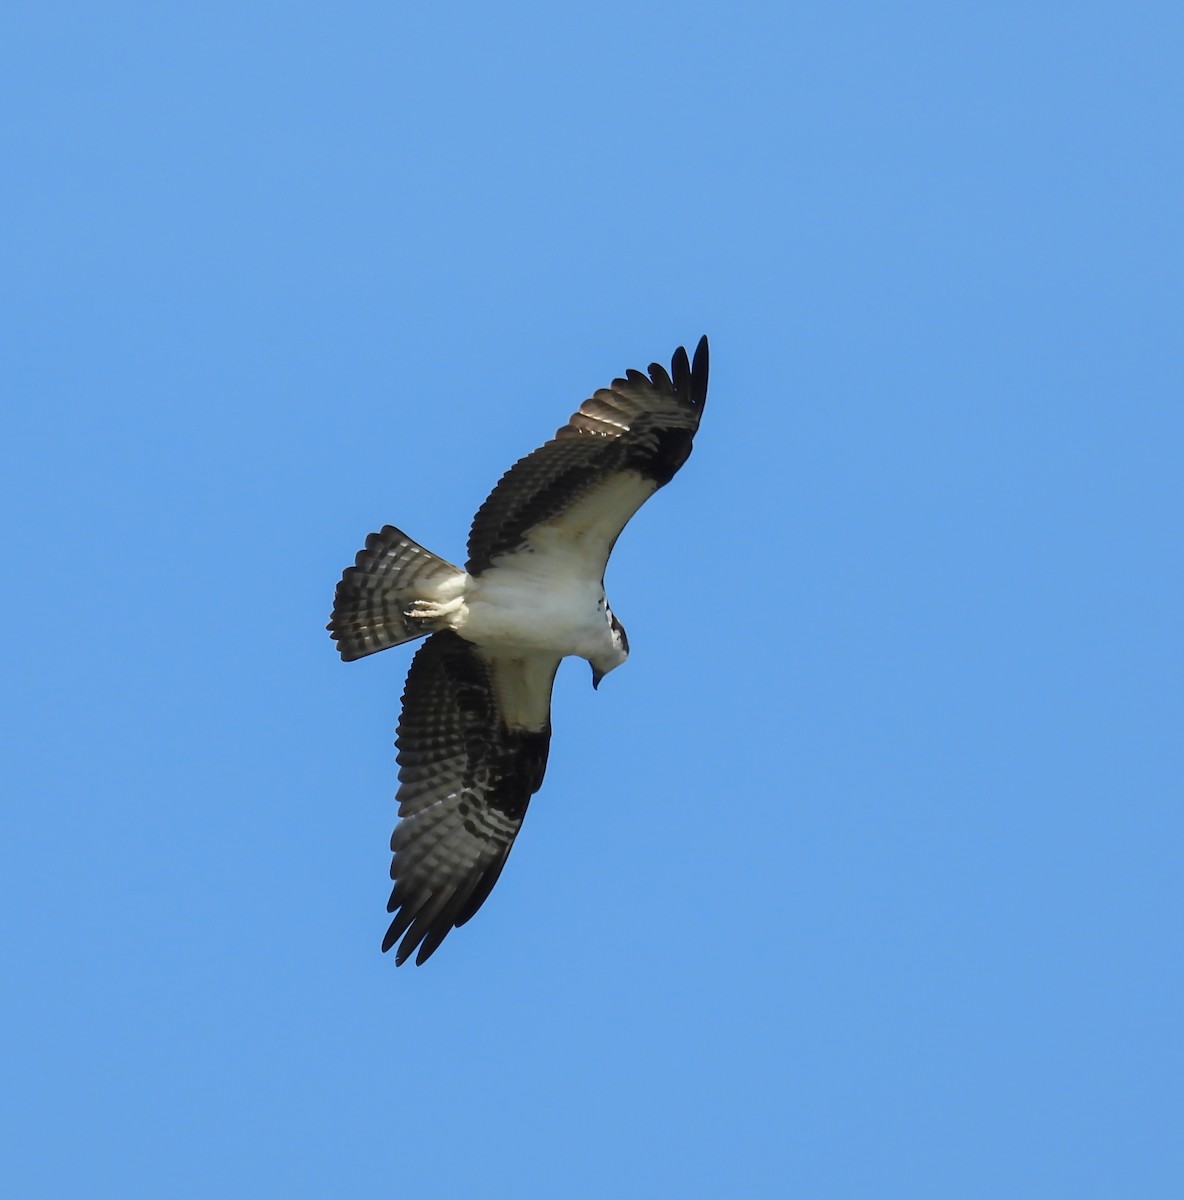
329;336;709;964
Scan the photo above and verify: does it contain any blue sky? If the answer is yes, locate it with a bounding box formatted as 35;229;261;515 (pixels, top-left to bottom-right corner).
4;3;1181;1196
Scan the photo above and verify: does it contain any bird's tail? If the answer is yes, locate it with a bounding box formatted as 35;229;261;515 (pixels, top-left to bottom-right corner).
328;525;466;661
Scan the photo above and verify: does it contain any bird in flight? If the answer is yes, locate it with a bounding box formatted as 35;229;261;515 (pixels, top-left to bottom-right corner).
329;337;709;964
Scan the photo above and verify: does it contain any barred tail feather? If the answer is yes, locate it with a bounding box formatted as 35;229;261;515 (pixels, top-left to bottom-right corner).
328;525;465;662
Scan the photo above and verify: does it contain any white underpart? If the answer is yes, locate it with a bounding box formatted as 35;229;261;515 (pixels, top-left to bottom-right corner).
478;650;559;730
453;470;655;657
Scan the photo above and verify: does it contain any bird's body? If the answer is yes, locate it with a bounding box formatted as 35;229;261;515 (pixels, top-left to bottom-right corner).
329;337;709;964
454;564;615;662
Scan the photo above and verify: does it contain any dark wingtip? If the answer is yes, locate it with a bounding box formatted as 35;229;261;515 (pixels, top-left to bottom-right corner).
383;917;424;966
664;336;709;411
647;359;674;390
690;335;709;410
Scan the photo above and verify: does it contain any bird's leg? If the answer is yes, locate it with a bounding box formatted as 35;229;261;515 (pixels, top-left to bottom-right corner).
404;596;465;623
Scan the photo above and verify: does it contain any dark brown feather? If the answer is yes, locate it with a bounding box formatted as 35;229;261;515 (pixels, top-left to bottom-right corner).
383;632;556;965
328;525;463;661
465;337;708;574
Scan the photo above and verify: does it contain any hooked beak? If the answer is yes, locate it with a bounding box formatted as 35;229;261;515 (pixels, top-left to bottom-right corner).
591;666;605;691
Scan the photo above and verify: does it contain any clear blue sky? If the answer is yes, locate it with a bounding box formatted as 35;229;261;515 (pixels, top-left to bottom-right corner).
4;3;1181;1196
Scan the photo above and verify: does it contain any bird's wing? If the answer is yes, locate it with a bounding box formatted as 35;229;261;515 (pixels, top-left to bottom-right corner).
465;336;709;576
383;631;559;965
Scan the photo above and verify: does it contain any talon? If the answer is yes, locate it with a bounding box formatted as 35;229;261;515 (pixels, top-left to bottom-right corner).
405;597;463;624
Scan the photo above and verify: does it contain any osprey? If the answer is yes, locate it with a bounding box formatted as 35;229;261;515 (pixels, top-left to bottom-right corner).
329;337;709;965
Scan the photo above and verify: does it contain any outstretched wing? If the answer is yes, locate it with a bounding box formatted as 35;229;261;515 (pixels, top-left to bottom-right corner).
466;336;709;575
384;631;559;966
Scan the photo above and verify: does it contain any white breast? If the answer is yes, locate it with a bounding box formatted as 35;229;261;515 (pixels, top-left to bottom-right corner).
458;560;612;662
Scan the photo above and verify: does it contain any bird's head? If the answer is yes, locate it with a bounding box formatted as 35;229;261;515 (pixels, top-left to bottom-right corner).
591;609;630;690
